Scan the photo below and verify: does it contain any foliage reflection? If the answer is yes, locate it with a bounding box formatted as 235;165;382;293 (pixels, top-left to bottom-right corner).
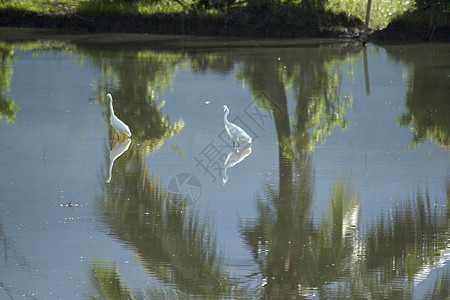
0;41;75;123
236;43;448;297
79;46;185;154
1;38;448;298
94;139;238;298
241;138;447;298
0;46;19;123
386;45;450;148
81;41;448;298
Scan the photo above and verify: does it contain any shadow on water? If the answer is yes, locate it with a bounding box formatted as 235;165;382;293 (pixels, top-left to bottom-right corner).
0;34;448;298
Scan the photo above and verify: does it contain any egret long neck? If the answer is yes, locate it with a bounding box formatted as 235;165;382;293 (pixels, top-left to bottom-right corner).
109;98;115;116
224;109;230;125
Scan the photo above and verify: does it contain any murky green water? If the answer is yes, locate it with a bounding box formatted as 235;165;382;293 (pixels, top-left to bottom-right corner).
0;29;448;299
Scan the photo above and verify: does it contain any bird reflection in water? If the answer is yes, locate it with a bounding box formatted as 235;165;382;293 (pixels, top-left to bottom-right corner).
106;138;131;183
223;147;252;185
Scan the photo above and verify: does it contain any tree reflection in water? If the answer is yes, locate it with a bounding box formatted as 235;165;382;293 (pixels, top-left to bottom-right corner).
236;43;448;298
236;42;360;298
0;46;19;123
0;37;447;299
93;140;241;298
241;154;448;298
387;45;450;148
82;45;240;298
79;42;448;298
79;46;185;154
0;41;72;123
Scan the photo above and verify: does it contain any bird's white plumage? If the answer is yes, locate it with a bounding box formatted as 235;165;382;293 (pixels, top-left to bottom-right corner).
107;94;132;137
223;105;252;147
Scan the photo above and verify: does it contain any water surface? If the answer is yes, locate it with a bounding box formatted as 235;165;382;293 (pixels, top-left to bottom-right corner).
0;31;448;299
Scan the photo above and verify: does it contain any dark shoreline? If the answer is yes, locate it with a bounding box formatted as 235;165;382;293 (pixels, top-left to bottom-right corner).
0;8;363;40
370;19;450;43
0;8;448;43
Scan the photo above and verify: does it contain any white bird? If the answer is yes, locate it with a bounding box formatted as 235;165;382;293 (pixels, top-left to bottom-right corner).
106;94;131;138
223;105;252;148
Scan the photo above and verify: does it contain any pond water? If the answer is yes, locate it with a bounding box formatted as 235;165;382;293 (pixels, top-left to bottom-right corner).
0;29;449;299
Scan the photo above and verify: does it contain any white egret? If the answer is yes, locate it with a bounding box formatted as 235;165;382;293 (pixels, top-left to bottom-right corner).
223;147;252;185
223;105;252;148
106;94;132;138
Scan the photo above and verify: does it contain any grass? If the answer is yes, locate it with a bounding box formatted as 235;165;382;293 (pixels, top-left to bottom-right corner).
0;0;185;15
0;0;81;14
325;0;413;29
0;0;437;37
77;0;185;15
390;0;450;29
2;0;412;29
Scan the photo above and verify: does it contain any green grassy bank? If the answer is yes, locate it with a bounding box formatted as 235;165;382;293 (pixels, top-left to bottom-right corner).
0;0;362;38
372;0;449;42
0;0;448;41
